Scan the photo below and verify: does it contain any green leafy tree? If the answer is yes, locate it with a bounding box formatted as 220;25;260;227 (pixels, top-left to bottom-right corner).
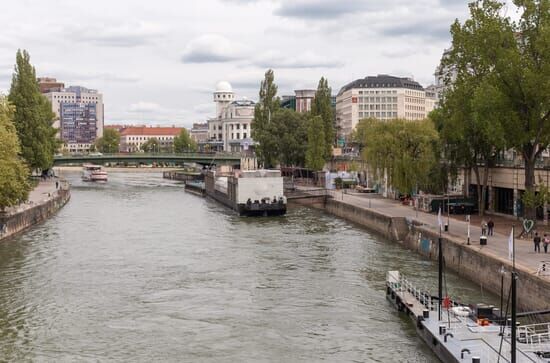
173;129;197;153
8;50;58;171
444;0;550;219
305;116;326;171
271;109;308;166
311;77;334;159
141;138;160;153
356;118;439;195
0;96;31;211
252;69;279;167
95;128;120;153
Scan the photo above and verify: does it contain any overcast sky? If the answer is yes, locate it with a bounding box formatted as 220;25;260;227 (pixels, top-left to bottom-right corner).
0;0;518;127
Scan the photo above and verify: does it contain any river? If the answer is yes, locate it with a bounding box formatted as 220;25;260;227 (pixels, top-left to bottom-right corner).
0;172;497;362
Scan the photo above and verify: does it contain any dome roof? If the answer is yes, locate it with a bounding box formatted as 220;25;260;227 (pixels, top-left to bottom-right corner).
215;81;233;93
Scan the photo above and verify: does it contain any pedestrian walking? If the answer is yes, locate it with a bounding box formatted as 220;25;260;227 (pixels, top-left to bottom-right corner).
55;181;59;189
544;233;550;254
534;232;541;253
487;219;494;236
481;220;488;236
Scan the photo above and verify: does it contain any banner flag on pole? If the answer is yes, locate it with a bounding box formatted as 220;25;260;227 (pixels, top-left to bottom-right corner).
508;228;514;261
437;206;443;231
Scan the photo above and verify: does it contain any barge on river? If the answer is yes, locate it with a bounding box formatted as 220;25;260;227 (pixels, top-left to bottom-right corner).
205;168;286;216
386;271;550;362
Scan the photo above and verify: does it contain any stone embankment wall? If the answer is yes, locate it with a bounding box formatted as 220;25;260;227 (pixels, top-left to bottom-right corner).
0;186;71;241
290;197;550;311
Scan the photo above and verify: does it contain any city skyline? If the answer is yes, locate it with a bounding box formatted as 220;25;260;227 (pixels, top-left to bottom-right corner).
0;0;519;127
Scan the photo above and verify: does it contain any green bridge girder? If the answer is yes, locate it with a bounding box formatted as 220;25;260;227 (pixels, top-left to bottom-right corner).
53;153;242;166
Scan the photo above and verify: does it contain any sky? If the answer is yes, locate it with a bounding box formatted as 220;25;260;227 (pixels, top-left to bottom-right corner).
0;0;518;127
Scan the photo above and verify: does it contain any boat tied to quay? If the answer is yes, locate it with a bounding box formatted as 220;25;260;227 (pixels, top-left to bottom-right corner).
386;230;550;362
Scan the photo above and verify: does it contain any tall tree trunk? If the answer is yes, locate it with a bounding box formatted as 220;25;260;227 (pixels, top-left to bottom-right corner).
523;143;539;220
473;165;483;216
480;162;490;218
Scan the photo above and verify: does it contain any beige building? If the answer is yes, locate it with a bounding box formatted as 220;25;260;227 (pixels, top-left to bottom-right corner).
119;126;184;153
190;122;209;143
336;75;429;137
295;89;316;113
206;81;255;152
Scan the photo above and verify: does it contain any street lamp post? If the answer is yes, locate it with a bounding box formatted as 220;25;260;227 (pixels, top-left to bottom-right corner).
467;214;471;245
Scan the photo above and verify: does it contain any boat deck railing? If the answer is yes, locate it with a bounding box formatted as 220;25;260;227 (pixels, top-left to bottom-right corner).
387;271;436;312
517;323;550;351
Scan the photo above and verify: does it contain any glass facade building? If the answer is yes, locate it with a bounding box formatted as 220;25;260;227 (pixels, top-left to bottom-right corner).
60;103;98;144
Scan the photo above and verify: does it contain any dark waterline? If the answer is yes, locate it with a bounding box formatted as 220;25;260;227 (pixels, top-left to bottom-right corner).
0;172;497;362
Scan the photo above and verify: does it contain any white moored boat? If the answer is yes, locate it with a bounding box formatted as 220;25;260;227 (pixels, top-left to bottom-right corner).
81;164;108;182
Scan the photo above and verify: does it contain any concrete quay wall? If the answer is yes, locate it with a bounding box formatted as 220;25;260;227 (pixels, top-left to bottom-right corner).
0;187;71;242
291;197;550;311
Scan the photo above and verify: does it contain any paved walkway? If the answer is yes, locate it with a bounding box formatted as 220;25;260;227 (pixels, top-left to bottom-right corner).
322;189;550;278
5;179;62;215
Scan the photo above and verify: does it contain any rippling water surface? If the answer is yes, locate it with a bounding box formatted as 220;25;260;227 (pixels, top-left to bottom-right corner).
0;172;497;362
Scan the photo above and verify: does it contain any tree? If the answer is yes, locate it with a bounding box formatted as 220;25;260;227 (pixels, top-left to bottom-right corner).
444;0;550;219
95;128;120;153
305;116;326;171
311;77;334;159
252;69;279;168
356;118;439;195
271;109;308;166
0;96;31;211
173;129;197;153
8;50;58;171
433;77;506;216
141;138;160;153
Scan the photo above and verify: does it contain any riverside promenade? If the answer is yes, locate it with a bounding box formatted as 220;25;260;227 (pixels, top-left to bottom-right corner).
327;189;549;279
0;179;70;241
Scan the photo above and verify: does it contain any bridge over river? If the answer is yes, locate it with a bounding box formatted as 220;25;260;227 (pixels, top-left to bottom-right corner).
53;153;243;166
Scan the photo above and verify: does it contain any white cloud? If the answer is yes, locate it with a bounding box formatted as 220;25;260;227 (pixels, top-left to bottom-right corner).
253;50;344;69
128;102;162;113
66;22;165;47
181;34;248;63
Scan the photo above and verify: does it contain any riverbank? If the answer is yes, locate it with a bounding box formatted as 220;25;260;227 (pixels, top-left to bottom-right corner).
0;179;71;241
290;188;550;312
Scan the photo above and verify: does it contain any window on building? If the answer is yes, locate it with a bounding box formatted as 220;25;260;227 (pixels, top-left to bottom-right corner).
243;133;247;138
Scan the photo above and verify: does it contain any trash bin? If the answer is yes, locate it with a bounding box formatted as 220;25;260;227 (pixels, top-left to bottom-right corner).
480;236;487;245
444;223;449;232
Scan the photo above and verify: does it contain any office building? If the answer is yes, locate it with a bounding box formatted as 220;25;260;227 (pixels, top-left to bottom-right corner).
43;83;104;153
335;74;428;137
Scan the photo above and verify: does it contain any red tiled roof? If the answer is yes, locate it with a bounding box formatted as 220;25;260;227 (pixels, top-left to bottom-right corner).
120;127;184;136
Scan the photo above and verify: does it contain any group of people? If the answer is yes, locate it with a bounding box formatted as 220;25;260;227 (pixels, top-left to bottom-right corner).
480;216;550;254
533;232;550;253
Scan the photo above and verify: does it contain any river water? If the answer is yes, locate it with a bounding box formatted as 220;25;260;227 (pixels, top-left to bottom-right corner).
0;172;497;362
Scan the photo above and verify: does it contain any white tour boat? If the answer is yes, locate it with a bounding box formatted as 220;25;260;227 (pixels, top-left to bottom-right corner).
81;164;108;182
